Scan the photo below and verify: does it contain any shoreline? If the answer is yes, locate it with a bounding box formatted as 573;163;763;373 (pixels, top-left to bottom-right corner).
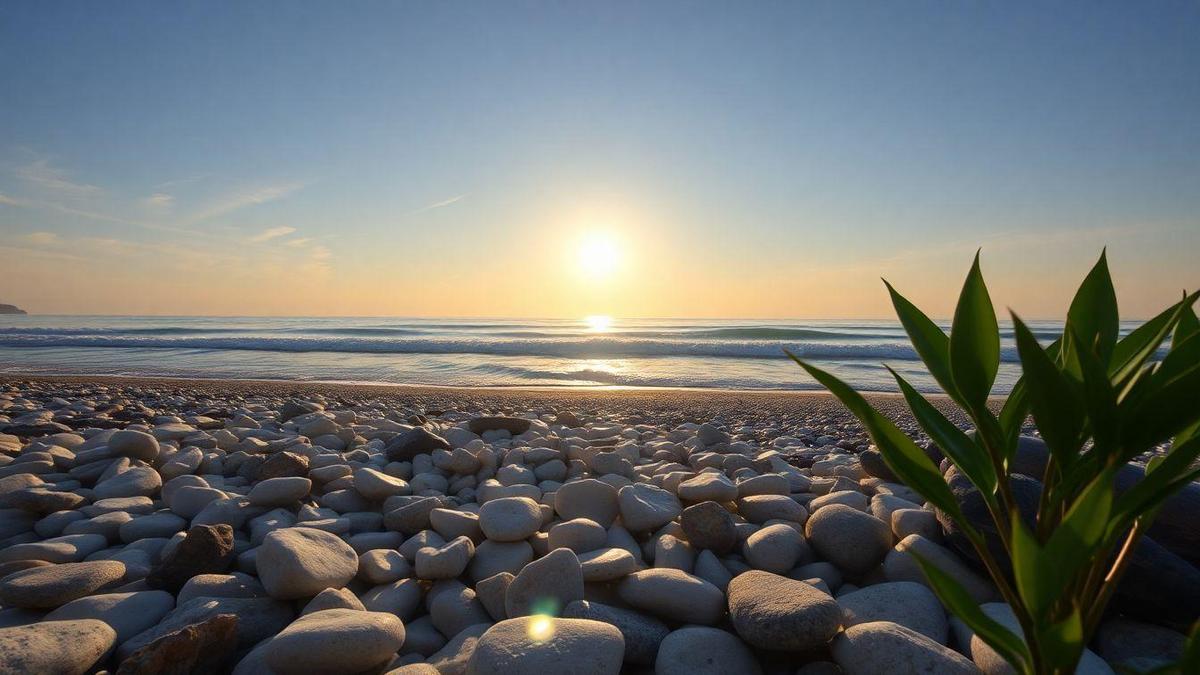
0;372;982;431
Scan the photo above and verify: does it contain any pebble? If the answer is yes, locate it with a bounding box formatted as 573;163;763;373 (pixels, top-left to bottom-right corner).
832;621;979;674
478;497;542;542
256;527;359;599
265;608;406;674
655;626;762;675
0;560;126;608
805;503;890;575
617;568;725;625
728;570;841;651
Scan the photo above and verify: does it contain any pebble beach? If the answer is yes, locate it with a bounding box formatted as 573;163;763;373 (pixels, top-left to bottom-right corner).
0;375;1194;674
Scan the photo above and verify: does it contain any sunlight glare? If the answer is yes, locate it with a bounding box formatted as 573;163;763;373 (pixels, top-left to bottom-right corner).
576;232;620;280
527;615;555;643
584;314;613;332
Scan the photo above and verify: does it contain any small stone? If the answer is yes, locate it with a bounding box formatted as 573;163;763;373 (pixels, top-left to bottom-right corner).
266;608;406;675
247;477;312;507
805;503;890;575
257;527;359;599
416;536;475;580
832;621;978;675
837;581;948;644
680;501;737;553
467;416;532;435
358;548;413;585
744;523;809;573
45;590;175;643
354;467;411;501
547;518;607;554
147;524;235;592
506;547;584;618
386;428;451;461
302;587;366;615
617;569;725;625
554;479;619;527
478;497;542;542
578;548;639;582
617;483;681;532
256;451;310;480
0;560;126;609
466;616;623;675
677;473;738;503
655;626;761;675
108;429;160;461
563;600;669;666
737;494;808;524
727;571;841;651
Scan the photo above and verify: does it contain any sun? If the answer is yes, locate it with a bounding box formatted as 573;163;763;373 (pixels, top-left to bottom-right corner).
575;232;620;280
584;314;613;332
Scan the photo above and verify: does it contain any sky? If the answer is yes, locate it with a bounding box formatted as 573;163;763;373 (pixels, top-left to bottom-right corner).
1;1;1197;319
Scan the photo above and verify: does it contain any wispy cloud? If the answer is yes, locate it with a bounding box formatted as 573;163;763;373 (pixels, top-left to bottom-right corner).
188;183;303;224
16;158;102;197
250;226;297;243
0;194;20;206
405;193;466;216
141;193;175;209
24;231;62;245
285;237;312;247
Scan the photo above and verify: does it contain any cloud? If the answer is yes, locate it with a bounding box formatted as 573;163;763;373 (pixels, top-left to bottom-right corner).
405;194;466;216
0;194;21;206
24;231;62;245
16;158;102;197
285;237;312;247
250;226;297;243
141;193;175;209
188;183;303;224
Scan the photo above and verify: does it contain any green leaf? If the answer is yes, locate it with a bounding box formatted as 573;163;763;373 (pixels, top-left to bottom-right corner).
1071;325;1120;460
1111;292;1199;389
787;352;968;522
911;550;1031;673
884;279;962;404
1012;314;1086;471
1010;514;1057;615
949;251;1000;408
1043;469;1115;585
1173;297;1199;351
888;366;998;495
1123;334;1200;450
1040;608;1087;671
1065;250;1120;366
999;376;1030;450
1108;436;1200;541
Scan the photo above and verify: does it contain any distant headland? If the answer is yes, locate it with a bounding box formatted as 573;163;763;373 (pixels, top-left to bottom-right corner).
0;304;27;315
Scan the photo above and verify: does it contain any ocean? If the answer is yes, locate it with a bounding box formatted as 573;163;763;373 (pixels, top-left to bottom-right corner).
0;316;1111;393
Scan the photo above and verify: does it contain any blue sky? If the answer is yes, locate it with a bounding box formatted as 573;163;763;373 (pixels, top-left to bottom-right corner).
1;2;1197;317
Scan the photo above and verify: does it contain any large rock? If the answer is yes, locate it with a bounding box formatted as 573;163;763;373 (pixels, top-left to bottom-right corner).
505;548;583;617
466;616;623;675
617;569;725;625
107;429;160;462
256;527;359;599
146;524;234;592
831;621;977;675
478;497;542;542
0;619;117;675
680;501;737;553
957;603;1113;675
119;596;293;659
386;428;451;461
655;626;762;675
836;581;947;644
562;600;669;666
554;479;619;527
265;608;406;675
883;534;999;604
0;560;126;608
115;613;237;675
617;483;681;532
727;571;840;651
45;590;175;643
805;503;890;575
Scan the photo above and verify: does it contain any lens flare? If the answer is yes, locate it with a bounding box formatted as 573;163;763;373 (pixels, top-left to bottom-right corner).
527;615;555;643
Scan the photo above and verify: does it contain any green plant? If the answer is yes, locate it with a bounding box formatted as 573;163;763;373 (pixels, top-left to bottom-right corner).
788;251;1200;675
